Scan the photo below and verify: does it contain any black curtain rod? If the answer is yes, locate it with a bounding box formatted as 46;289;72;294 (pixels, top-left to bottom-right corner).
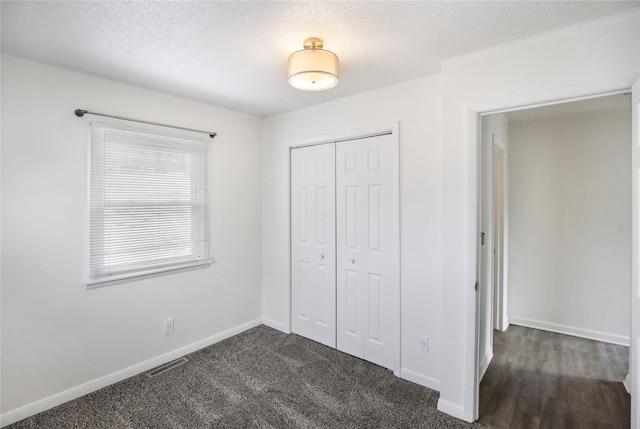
74;109;217;139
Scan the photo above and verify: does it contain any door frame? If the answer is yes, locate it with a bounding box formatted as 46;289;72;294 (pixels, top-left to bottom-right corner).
469;80;635;421
630;78;639;429
287;122;401;375
492;144;506;332
476;136;507;386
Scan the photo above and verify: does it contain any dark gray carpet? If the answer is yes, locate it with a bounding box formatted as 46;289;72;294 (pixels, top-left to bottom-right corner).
7;325;484;428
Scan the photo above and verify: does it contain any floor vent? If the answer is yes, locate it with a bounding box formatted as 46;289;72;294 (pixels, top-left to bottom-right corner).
147;357;188;377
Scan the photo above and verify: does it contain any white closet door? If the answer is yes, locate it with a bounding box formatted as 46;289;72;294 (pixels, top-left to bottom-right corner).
336;134;399;371
291;144;336;348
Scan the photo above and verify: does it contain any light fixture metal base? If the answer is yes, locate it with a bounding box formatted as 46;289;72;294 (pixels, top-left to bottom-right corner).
303;37;324;50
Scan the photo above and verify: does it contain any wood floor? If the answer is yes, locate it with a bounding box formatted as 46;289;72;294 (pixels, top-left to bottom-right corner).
478;325;630;429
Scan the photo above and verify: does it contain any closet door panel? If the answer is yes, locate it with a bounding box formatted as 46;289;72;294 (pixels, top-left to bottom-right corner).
336;134;399;371
361;135;399;370
336;140;366;358
291;144;336;348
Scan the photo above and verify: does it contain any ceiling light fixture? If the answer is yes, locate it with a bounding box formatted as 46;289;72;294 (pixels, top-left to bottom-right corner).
288;37;339;91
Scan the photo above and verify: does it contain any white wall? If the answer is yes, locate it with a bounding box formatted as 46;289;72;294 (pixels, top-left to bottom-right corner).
1;55;263;423
262;75;444;389
439;11;639;421
507;104;631;345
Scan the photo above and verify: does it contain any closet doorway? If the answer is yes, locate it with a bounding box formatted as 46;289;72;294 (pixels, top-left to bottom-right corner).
290;131;400;371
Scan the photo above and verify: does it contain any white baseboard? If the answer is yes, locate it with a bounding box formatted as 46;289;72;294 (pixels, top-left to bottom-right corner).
400;368;440;391
499;317;509;332
479;350;493;381
509;316;630;346
262;317;290;334
624;373;631;394
437;398;470;422
0;318;262;428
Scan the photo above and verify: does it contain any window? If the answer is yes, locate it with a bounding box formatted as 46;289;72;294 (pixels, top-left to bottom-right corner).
87;124;210;288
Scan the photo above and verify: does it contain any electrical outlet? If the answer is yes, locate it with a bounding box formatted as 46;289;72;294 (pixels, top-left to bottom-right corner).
164;318;174;334
418;335;428;352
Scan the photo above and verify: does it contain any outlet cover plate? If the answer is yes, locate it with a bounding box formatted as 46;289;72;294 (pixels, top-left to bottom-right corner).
164;318;174;334
418;335;428;352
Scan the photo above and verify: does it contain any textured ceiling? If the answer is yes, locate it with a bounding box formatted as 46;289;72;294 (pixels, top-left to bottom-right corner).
2;1;639;117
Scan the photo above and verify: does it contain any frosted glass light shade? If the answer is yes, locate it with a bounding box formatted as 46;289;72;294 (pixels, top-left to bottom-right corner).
288;43;339;91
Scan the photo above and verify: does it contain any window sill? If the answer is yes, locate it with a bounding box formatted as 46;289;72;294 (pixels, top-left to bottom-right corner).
84;259;213;290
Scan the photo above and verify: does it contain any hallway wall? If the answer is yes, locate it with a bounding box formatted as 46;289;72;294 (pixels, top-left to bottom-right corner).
507;99;631;344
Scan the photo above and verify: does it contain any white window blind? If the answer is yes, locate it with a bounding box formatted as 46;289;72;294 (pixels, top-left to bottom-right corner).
87;124;210;287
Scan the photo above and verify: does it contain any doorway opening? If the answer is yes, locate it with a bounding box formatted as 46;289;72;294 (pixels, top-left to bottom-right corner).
476;93;632;427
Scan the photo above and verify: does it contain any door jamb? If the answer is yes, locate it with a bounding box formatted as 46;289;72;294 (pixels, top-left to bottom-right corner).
492;144;506;332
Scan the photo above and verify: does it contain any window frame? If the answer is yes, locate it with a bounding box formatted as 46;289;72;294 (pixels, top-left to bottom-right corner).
85;122;211;289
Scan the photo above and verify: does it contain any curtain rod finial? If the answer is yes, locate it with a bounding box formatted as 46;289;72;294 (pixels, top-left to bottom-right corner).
75;109;87;117
209;133;217;139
